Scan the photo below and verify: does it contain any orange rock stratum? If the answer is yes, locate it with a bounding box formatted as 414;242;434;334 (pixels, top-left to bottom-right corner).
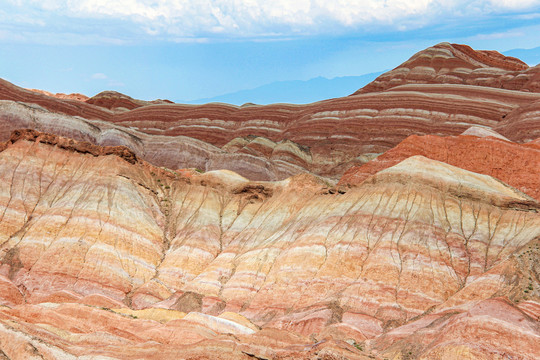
0;43;539;359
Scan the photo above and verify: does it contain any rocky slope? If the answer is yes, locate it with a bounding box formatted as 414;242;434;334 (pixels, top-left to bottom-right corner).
0;43;539;359
339;132;540;201
355;42;539;94
0;130;538;359
2;80;540;180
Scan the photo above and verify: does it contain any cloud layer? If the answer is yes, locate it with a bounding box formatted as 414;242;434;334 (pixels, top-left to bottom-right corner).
3;0;540;42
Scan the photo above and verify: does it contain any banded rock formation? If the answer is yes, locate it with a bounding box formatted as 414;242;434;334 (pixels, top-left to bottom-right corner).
28;88;89;102
1;43;540;180
355;42;540;94
339;132;540;201
86;90;174;111
0;101;313;181
0;131;538;359
1;43;540;359
3;80;540;179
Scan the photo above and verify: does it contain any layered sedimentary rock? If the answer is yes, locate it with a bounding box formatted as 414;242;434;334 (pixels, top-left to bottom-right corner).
339;132;540;201
28;88;89;102
1;43;539;358
0;131;538;359
495;96;540;142
3;81;540;180
355;42;539;94
1;43;539;182
0;102;313;181
86;91;174;111
0;79;113;121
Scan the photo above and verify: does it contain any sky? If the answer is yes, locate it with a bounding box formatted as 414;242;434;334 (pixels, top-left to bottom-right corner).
1;1;540;102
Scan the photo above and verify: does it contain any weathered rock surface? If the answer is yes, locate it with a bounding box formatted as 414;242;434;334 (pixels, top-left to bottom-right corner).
0;101;309;181
3;81;540;180
460;125;509;140
0;131;538;359
339;133;540;201
28;88;89;102
355;42;539;94
2;44;540;181
1;43;540;359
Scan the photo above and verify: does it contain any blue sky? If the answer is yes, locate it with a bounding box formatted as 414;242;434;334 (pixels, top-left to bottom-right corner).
1;1;540;102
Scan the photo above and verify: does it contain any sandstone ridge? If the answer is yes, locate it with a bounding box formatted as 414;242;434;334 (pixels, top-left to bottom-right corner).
355;42;539;94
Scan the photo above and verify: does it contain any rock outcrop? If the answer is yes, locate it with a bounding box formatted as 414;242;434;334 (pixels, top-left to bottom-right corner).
339;133;540;201
28;88;90;102
355;42;539;94
1;43;539;359
0;131;538;359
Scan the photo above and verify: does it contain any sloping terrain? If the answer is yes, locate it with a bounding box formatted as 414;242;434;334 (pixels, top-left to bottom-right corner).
0;130;538;359
0;43;539;359
355;42;539;94
1;43;540;180
339;132;540;201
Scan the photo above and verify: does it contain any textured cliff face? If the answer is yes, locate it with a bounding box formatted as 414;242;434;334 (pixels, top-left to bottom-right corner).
0;132;538;359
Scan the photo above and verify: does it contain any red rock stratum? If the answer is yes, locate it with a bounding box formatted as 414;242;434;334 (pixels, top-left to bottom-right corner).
355;42;539;94
339;133;540;201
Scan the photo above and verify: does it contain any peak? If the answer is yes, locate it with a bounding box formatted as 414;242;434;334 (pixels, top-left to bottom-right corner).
356;43;534;94
86;91;146;110
446;43;528;71
3;129;137;164
411;42;528;71
90;90;134;99
86;91;174;110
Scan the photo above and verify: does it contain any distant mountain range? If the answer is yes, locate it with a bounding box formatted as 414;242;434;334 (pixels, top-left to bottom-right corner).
181;71;384;105
504;46;540;66
180;46;539;106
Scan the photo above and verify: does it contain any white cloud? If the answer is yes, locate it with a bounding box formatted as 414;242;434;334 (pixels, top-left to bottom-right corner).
470;30;524;40
92;72;108;79
4;0;540;40
489;0;540;10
